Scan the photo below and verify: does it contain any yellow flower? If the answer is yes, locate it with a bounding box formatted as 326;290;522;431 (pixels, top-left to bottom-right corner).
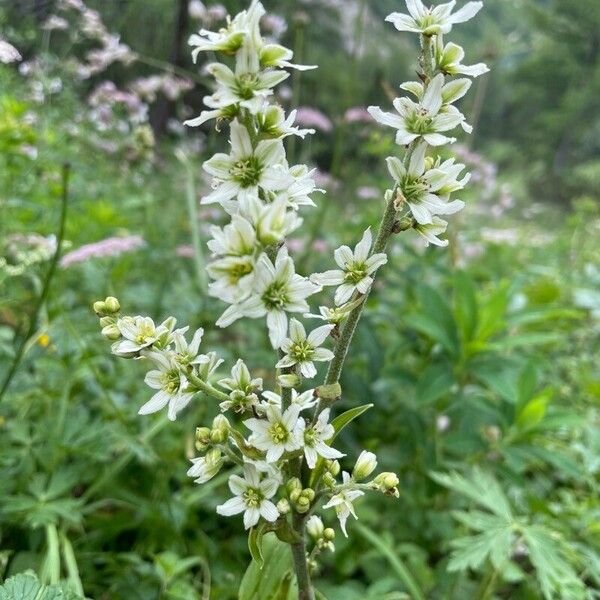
38;333;51;348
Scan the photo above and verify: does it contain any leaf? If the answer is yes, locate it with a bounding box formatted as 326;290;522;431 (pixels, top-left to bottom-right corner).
522;526;585;600
416;285;459;355
248;526;265;569
354;523;426;600
415;363;455;405
329;403;373;440
430;468;513;520
238;533;297;600
453;271;478;345
0;571;84;600
515;390;551;431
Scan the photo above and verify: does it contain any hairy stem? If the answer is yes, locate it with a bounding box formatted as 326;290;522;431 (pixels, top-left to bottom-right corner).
290;513;314;600
0;163;70;403
187;372;231;404
323;195;398;388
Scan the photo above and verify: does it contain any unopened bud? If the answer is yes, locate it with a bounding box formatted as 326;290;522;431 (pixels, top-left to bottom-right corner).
286;477;302;494
278;373;301;388
353;451;378;481
323;528;335;541
374;472;399;491
195;427;211;450
302;488;315;502
326;460;340;476
210;415;230;443
306;516;324;540
205;448;222;465
104;296;120;313
93;300;106;315
99;316;114;328
322;472;336;487
277;498;291;514
289;489;301;503
296;495;311;513
101;324;120;340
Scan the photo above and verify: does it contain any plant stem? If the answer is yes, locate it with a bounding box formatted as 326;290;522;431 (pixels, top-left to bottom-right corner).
187;372;231;404
323;195;398;388
0;163;70;403
290;513;315;600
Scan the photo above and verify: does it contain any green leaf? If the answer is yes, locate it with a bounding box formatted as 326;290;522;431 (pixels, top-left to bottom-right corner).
453;271;478;345
0;571;84;600
515;390;551;431
329;403;373;440
415;363;455;405
248;526;265;569
430;469;513;520
354;523;426;600
239;533;297;600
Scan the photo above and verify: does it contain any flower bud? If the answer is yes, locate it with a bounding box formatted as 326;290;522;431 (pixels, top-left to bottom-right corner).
353;451;378;481
289;489;301;503
205;448;222;466
373;472;400;496
195;427;211;451
104;296;120;314
286;477;302;494
101;324;121;340
93;300;106;315
323;528;335;541
278;373;301;388
277;498;291;514
322;472;336;488
306;515;324;540
296;495;311;513
302;488;315;502
99;316;114;328
326;460;340;476
210;415;230;443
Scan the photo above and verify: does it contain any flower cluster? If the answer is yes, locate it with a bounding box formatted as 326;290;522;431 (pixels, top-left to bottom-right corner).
94;0;486;589
369;0;488;246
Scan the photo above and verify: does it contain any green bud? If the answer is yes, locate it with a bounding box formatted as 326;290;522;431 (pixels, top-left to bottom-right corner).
278;373;301;388
101;324;121;340
323;528;335;541
306;516;324;540
212;414;230;433
104;296;120;313
353;451;378;481
286;477;302;494
322;472;336;488
327;460;340;476
205;448;222;465
296;495;311;513
289;489;301;503
374;472;400;493
277;498;291;514
99;316;114;328
195;427;211;451
93;300;106;315
210;429;227;444
302;488;315;502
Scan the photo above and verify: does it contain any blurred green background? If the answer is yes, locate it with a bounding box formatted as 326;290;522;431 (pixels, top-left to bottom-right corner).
1;0;600;598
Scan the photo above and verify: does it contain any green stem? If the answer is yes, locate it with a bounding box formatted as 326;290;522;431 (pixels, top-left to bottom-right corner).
290;513;314;600
0;163;70;403
323;195;398;388
476;564;499;600
187;372;231;404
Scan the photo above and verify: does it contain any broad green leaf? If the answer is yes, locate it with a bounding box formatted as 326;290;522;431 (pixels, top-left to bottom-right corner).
0;571;84;600
415;363;455;405
248;526;265;569
516;390;551;431
474;284;509;343
239;533;297;600
330;403;373;440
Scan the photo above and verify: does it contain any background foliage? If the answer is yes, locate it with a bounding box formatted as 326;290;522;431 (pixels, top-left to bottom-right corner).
1;0;600;598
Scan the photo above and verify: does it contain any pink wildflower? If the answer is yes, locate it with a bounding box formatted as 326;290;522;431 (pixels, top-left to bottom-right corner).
60;235;146;268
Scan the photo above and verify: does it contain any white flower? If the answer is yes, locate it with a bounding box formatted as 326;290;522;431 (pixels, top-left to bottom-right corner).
202;121;292;209
276;165;324;209
207;215;258;304
188;1;263;59
141;351;194;421
216;247;320;349
436;42;489;78
216;463;280;529
243;196;303;246
218;359;263;412
311;228;388;306
323;472;364;537
172;327;205;367
353;450;378;480
259;44;317;72
368;74;466;147
257;106;315;139
111;315;170;356
386;0;483;36
194;351;224;381
244;404;303;462
259;388;317;412
304;298;363;325
415;216;449;247
187;449;224;484
306;515;325;540
386;142;465;225
298;408;344;468
0;39;21;64
276;319;334;379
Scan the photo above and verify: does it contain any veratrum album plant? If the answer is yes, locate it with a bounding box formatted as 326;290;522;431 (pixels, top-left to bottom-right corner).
93;1;487;597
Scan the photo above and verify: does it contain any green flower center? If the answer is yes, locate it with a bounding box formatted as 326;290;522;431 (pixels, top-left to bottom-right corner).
236;73;260;100
401;175;429;204
304;427;317;447
228;261;254;284
268;420;289;444
406;108;435;135
161;369;181;394
344;262;368;284
135;323;155;345
243;487;264;508
262;283;289;310
230;156;262;188
291;340;315;362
